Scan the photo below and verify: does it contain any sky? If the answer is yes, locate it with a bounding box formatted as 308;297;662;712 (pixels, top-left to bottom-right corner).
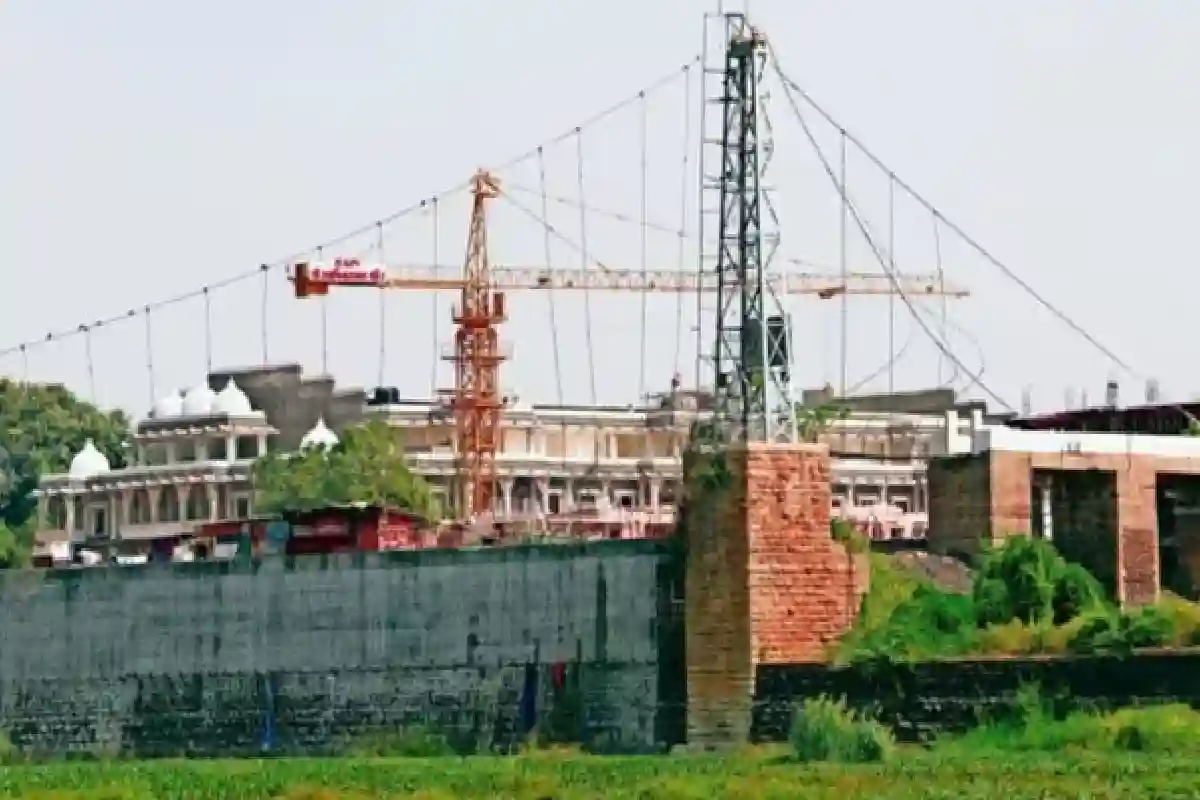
1;1;1198;419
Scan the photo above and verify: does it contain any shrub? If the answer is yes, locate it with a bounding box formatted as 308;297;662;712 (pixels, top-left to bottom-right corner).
1068;606;1174;654
973;538;1106;628
788;696;894;764
1156;592;1200;646
341;724;456;758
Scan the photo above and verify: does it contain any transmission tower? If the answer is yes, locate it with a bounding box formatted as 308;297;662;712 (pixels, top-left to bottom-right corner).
708;14;797;443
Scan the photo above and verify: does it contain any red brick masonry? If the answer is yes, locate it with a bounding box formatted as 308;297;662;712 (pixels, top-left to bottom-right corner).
684;442;867;748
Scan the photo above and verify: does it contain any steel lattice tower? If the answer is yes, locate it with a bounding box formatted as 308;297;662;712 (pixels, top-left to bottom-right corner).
709;14;797;443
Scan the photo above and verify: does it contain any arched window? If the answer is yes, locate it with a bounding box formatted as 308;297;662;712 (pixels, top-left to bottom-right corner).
185;485;210;521
130;489;152;524
157;487;181;522
46;495;67;529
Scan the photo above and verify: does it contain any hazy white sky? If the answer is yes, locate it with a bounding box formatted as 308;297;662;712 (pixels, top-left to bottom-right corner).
2;1;1197;418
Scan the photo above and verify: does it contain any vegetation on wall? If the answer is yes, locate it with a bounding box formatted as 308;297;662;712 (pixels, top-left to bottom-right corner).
252;419;442;520
0;379;129;567
835;536;1200;663
795;402;849;444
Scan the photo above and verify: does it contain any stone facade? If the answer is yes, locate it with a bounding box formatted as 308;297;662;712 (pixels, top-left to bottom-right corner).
682;442;864;749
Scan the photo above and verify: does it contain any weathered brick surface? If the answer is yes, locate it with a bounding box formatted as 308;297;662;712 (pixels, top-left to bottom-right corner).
682;446;752;748
927;449;1200;605
0;541;684;756
755;651;1200;743
683;443;863;748
745;445;863;665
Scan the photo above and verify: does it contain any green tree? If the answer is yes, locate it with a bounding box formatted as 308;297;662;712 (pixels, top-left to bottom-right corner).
252;419;442;520
0;378;130;564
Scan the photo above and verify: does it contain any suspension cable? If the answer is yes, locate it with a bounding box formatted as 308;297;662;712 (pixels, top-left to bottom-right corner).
838;130;848;398
887;173;896;396
259;263;270;365
768;47;1013;412
81;324;96;401
575;129;598;405
202;286;213;374
0;58;703;370
317;246;328;376
932;211;953;386
430;197;439;397
144;306;155;406
771;57;1136;379
674;63;693;376
537;148;565;407
376;221;387;388
538;147;570;481
637;90;650;402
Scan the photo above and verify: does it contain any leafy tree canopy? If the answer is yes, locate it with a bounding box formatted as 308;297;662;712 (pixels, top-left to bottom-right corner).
0;378;130;562
252;419;442;520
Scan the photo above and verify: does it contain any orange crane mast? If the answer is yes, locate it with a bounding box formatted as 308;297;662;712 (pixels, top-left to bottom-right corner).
441;171;505;519
290;170;971;521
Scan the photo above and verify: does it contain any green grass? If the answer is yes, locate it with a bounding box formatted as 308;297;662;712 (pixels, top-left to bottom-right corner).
0;750;1196;799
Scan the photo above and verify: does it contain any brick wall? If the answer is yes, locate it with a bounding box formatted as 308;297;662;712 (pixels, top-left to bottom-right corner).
927;448;1200;605
683;442;864;748
746;445;866;664
754;651;1200;743
0;541;683;757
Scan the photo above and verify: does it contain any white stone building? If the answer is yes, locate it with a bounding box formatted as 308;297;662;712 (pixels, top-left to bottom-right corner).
32;380;276;565
31;367;986;564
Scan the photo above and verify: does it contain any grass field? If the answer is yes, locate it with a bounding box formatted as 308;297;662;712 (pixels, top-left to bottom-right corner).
0;750;1196;799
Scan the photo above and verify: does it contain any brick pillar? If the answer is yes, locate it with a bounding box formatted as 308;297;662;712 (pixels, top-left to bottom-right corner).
683;442;863;749
1117;463;1159;606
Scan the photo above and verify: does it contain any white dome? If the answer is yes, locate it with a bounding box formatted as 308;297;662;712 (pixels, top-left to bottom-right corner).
213;379;253;416
152;391;183;419
299;417;339;450
69;439;111;481
181;384;217;416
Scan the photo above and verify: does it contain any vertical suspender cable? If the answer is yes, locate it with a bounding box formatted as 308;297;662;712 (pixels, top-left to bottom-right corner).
673;64;692;377
430;198;440;397
887;174;896;397
838;129;848;398
538;147;565;407
576;130;598;405
694;14;710;394
376;221;387;388
19;344;28;384
202;286;213;375
82;324;96;401
317;246;329;376
539;147;569;487
260;264;270;366
932;211;946;386
144;306;155;406
637;90;649;403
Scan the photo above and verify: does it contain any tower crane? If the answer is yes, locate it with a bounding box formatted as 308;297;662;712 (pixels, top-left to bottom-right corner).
289;169;970;519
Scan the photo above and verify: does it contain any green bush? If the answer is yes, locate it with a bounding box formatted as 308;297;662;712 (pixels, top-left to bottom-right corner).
973;538;1106;627
952;683;1200;756
1068;606;1174;654
788;696;894;764
341;724;456;758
